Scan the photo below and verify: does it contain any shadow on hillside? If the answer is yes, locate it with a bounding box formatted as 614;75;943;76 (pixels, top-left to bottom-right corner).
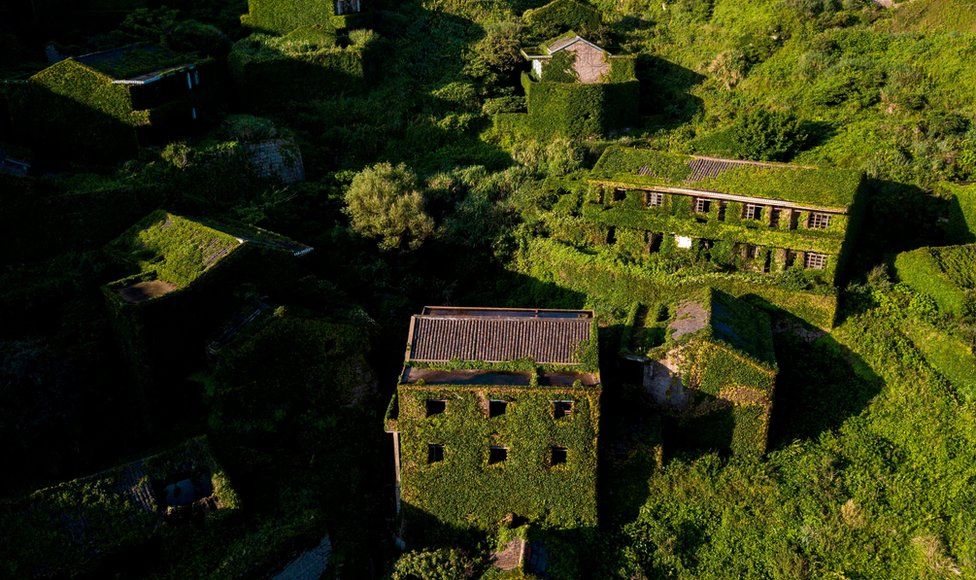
836;177;955;322
598;323;663;529
767;316;882;449
635;55;704;124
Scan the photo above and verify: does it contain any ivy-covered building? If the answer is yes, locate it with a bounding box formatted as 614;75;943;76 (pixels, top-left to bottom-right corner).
7;43;210;162
241;0;369;35
0;437;239;577
499;32;638;138
622;289;778;455
385;307;601;538
230;27;379;109
103;211;313;425
586;147;867;288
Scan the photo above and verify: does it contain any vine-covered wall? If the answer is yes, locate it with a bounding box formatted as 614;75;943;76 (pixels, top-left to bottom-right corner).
230;33;379;110
393;382;600;537
241;0;369;35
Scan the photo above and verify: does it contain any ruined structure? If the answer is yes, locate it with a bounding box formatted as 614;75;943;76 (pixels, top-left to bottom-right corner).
0;437;239;577
6;44;209;162
385;307;601;538
102;211;313;424
502;32;637;138
621;289;777;455
586;148;866;288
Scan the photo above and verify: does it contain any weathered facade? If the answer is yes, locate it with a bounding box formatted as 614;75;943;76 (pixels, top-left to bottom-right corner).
586;147;867;288
385;307;601;537
622;289;778;455
506;33;638;138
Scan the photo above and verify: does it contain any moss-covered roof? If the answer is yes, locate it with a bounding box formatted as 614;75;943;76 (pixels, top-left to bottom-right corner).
74;43;197;80
590;147;863;211
0;437;239;577
669;289;777;368
105;211;312;303
107;210;244;293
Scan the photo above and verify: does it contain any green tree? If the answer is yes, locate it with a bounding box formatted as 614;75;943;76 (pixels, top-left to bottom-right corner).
730;109;810;162
344;163;435;251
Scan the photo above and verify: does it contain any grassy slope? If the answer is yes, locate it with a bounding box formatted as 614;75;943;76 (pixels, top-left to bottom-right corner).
893;0;976;33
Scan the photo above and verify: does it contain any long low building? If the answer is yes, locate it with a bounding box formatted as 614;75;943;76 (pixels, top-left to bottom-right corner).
584;147;867;287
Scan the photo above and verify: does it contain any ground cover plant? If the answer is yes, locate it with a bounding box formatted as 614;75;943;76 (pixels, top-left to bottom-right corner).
2;0;976;577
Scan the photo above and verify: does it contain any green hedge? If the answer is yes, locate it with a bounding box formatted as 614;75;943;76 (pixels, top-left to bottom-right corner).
894;244;976;317
395;382;600;536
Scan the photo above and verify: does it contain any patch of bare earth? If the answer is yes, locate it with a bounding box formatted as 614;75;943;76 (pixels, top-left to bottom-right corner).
118;280;178;303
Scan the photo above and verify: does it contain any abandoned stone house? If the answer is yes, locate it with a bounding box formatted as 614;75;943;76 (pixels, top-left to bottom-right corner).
384;306;601;535
586;147;866;285
7;43;209;161
522;33;614;83
102;211;313;419
506;32;638;138
0;437;238;577
622;289;778;455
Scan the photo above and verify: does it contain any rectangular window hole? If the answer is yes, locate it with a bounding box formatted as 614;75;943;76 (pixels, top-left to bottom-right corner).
427;444;444;463
489;446;508;465
553;401;574;419
550;446;567;466
425;399;446;417
489;400;507;418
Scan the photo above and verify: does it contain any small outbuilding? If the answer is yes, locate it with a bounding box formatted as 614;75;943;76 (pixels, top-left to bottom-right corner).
623;289;778;455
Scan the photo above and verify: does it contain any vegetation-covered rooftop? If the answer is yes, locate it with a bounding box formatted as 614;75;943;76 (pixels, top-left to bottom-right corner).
590;147;864;211
668;288;777;369
106;211;244;300
0;437;238;577
73;43;198;81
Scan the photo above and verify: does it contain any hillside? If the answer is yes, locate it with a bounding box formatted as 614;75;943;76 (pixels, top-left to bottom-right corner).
1;0;975;577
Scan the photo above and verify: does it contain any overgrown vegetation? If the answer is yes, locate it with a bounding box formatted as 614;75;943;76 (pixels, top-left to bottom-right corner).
3;0;976;577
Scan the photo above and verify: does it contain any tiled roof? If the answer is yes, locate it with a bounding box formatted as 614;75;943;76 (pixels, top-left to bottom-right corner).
638;157;785;183
407;308;593;365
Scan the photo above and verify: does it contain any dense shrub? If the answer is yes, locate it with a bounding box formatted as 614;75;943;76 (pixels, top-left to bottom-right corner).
390;548;477;580
343;162;435;251
729;109;810;162
522;0;604;40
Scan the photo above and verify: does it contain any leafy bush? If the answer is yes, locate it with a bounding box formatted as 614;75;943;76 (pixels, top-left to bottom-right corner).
894;244;976;318
390;548;477;580
343;163;435;251
522;0;604;40
729;109;810;162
